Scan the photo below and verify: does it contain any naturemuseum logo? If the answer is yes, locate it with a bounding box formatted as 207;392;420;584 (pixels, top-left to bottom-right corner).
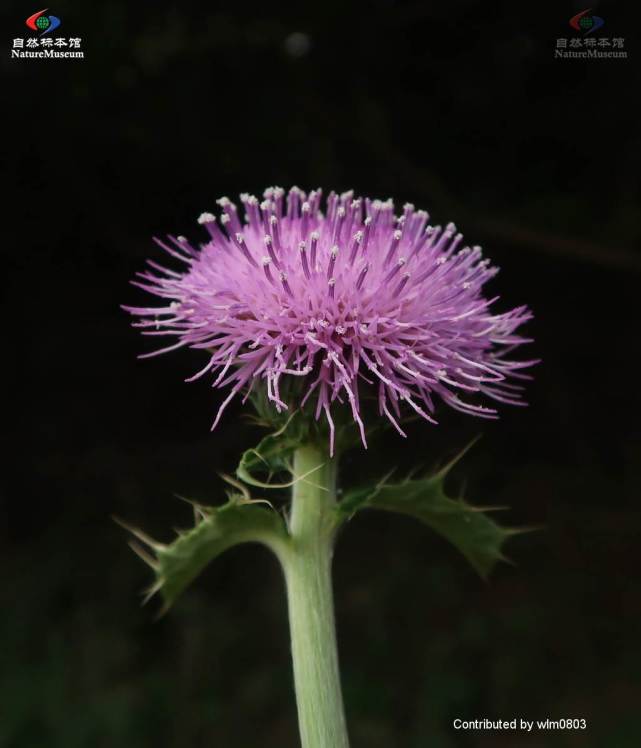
555;8;627;60
10;8;84;59
569;9;605;35
25;8;61;36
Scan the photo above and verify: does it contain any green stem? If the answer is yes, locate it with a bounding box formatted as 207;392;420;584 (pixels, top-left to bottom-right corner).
281;443;350;748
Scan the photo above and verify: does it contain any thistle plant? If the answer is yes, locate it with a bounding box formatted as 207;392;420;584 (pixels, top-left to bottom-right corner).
122;186;535;747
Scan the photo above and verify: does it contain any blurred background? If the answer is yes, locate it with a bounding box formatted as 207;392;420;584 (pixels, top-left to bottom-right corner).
2;0;640;746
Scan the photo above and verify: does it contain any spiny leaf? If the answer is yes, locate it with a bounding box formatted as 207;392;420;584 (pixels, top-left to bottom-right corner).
236;412;308;488
335;449;520;579
116;496;289;614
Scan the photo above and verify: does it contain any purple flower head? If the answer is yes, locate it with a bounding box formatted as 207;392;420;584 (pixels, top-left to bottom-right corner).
125;187;535;454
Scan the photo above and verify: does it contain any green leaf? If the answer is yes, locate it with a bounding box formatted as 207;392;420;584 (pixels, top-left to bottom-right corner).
115;495;289;614
236;412;308;488
335;455;520;579
246;388;386;463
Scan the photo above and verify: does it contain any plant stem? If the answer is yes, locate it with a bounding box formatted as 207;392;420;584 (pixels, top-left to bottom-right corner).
282;443;350;748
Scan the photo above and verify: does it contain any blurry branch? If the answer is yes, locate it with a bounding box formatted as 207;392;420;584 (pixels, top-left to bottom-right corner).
355;94;640;274
474;219;641;273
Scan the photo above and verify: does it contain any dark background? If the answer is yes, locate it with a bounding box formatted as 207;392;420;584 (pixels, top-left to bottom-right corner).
2;0;640;746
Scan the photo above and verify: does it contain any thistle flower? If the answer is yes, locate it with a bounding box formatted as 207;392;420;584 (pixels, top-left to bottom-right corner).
125;187;535;453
